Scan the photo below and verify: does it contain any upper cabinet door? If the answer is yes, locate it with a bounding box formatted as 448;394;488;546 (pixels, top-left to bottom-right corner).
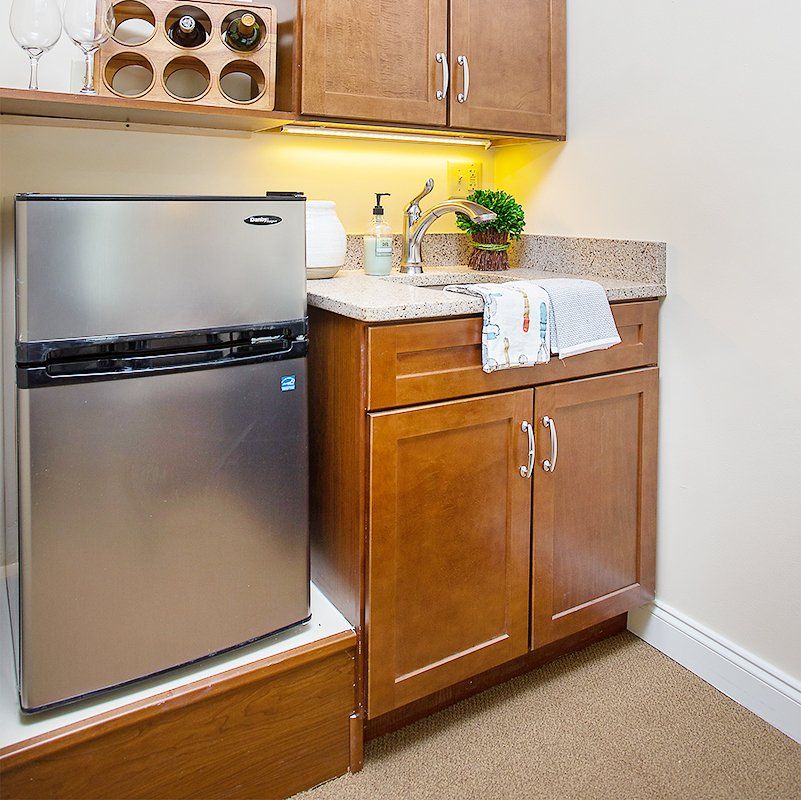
367;390;533;718
531;369;658;648
449;0;566;136
301;0;448;126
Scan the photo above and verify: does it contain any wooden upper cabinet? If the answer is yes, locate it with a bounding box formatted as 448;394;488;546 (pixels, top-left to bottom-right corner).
301;0;448;126
531;369;658;648
367;390;533;717
449;0;566;136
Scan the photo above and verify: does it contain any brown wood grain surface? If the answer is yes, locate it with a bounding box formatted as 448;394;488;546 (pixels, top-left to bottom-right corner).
0;87;296;131
308;307;368;630
368;301;658;410
307;307;369;760
449;0;566;136
366;613;627;739
300;0;448;125
367;390;533;717
0;633;356;800
272;0;302;112
531;368;658;647
0;88;563;140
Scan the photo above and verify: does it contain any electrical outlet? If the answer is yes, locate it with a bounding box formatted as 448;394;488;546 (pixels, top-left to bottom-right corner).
448;161;482;198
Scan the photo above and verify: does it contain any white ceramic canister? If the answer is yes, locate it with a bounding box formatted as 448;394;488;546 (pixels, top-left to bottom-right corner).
306;200;347;279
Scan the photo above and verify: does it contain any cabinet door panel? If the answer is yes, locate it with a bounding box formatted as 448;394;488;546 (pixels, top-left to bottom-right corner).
531;369;657;648
449;0;565;136
368;391;533;718
301;0;448;126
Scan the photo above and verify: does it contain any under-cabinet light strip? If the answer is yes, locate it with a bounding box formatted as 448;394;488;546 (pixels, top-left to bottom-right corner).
280;124;493;148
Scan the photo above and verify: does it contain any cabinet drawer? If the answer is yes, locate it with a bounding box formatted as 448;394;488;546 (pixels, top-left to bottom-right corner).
367;300;659;410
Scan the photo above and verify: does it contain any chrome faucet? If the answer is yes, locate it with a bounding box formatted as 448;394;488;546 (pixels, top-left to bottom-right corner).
400;178;497;274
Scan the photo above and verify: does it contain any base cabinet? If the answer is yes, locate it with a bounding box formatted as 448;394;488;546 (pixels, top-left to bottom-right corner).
366;368;658;716
367;391;533;718
531;368;658;647
308;303;660;724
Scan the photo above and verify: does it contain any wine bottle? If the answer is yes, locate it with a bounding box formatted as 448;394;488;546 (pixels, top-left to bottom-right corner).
224;12;260;51
168;14;206;48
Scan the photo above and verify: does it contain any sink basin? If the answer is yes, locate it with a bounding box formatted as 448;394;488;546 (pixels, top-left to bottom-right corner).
381;267;471;288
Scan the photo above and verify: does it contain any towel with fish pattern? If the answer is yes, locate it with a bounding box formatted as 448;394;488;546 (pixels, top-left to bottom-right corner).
443;283;552;373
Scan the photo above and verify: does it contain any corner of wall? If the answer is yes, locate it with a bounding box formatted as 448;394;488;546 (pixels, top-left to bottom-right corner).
493;141;566;233
629;602;801;744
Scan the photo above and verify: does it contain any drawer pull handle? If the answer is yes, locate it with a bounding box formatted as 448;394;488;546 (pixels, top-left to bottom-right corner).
436;52;449;101
457;55;470;103
520;421;534;478
542;416;558;473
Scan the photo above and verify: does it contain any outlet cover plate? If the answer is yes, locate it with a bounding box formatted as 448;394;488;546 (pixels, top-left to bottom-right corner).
448;161;482;198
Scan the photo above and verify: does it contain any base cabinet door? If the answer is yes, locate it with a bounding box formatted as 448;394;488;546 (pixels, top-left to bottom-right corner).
301;0;448;126
449;0;566;136
531;368;658;648
368;390;533;717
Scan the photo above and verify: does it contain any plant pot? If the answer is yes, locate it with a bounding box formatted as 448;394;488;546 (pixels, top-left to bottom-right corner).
468;230;510;271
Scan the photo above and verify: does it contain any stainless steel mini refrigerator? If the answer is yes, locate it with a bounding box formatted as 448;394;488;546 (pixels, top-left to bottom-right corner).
7;194;311;712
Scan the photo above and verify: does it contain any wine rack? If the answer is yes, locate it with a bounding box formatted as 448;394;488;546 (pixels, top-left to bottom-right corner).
97;0;276;110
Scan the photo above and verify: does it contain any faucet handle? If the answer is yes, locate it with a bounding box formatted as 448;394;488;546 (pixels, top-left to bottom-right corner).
410;178;434;208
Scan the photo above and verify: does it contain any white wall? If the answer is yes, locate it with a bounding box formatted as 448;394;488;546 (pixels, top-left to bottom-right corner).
496;0;801;681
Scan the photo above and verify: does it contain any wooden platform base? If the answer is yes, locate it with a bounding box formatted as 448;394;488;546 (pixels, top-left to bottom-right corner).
366;614;627;740
0;632;357;800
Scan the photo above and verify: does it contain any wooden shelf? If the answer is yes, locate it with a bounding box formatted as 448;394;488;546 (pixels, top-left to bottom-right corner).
0;87;561;144
0;87;296;132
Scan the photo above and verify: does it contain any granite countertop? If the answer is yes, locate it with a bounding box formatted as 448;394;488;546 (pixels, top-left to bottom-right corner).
307;266;666;323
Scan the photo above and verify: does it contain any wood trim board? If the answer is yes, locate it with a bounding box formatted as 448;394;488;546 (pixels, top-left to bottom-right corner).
367;614;628;738
0;632;357;800
367;301;659;410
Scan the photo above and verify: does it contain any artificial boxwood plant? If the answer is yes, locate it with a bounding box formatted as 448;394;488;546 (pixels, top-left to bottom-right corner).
456;189;526;271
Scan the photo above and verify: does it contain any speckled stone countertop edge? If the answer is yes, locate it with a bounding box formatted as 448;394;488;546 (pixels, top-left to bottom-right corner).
307;267;666;323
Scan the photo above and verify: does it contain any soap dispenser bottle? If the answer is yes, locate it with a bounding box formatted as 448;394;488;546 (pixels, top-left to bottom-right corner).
363;193;393;276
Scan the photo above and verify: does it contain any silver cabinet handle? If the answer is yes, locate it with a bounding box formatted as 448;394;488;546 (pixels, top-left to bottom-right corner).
542;416;558;473
436;53;449;101
520;421;535;478
457;55;470;103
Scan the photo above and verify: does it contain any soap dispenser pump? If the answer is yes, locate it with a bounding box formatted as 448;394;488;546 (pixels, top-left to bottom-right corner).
363;193;393;276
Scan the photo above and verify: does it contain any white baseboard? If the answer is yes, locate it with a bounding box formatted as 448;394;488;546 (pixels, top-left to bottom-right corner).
628;601;801;743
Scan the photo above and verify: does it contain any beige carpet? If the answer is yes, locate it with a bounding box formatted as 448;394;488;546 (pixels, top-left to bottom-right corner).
299;632;801;800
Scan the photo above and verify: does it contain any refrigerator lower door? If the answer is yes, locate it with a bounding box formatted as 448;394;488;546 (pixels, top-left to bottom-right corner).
17;358;310;711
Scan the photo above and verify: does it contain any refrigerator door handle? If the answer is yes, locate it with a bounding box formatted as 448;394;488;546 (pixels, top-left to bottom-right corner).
251;335;285;346
18;339;307;389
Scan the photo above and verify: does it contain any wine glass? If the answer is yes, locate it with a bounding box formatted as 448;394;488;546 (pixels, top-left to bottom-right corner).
62;0;114;95
9;0;62;90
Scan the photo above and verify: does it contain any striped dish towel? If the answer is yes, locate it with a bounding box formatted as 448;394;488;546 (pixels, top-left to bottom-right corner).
508;279;620;358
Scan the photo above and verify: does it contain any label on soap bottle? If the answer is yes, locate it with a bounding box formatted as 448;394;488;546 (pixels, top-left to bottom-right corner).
375;236;393;256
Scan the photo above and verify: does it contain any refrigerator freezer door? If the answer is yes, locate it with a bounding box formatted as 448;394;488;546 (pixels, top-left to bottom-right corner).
17;358;310;711
15;197;306;343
